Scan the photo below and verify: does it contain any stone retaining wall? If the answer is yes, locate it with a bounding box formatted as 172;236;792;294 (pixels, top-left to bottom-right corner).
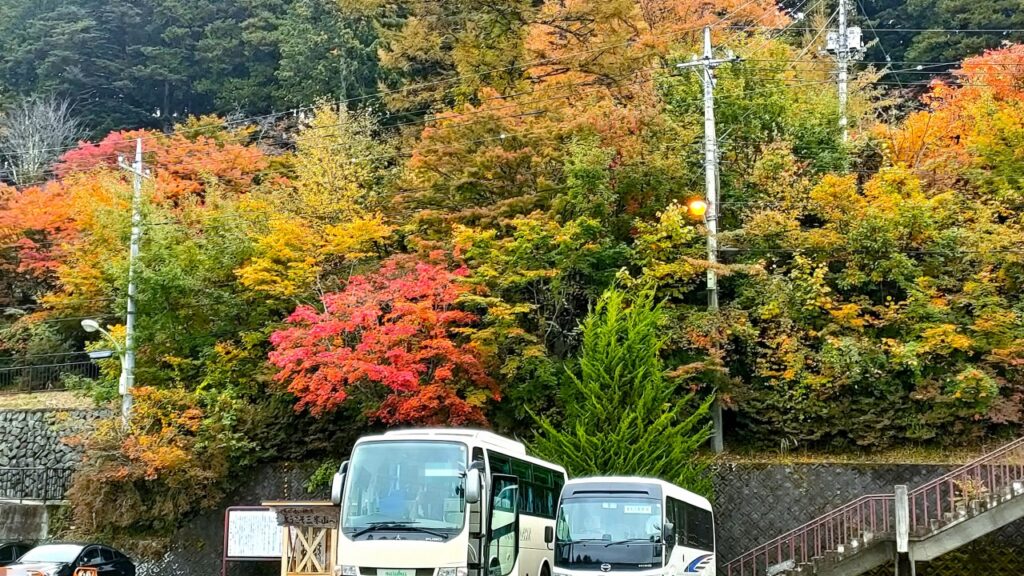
712;461;1024;575
0;408;105;470
134;460;1024;576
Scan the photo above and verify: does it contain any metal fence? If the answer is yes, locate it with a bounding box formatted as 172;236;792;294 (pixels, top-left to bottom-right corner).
0;467;74;502
0;352;99;392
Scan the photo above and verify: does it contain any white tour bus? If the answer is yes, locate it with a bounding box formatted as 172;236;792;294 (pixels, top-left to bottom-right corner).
549;477;715;576
331;429;567;576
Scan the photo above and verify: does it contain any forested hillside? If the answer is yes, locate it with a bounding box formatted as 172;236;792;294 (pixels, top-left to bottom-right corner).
1;0;1021;133
0;0;1023;546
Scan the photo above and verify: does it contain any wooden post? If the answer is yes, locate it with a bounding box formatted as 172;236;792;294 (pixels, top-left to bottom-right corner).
281;525;289;576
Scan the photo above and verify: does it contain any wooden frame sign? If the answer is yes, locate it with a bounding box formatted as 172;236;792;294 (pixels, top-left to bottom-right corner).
275;506;340;529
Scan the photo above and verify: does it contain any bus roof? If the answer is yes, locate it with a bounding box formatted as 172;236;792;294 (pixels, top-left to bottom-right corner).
366;428;528;455
561;476;712;511
356;429;567;475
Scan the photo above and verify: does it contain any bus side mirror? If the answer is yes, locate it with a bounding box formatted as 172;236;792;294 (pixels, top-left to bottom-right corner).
663;521;675;543
331;461;349;506
544;526;554;544
465;468;482;504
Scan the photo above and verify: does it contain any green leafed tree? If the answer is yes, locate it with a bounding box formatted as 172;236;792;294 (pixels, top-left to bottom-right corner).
531;287;714;496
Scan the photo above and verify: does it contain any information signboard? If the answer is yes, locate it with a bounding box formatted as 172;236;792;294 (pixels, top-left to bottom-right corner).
226;508;282;559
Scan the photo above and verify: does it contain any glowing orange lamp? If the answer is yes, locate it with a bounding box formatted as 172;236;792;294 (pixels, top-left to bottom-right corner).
688;199;708;217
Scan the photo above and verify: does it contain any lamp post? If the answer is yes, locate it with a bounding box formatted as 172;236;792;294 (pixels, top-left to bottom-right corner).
81;319;132;428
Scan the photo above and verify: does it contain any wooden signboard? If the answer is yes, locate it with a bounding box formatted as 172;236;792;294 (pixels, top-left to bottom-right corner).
274;506;340;529
264;501;339;576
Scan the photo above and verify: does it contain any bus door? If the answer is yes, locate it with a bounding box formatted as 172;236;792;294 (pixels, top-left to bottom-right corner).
488;474;520;576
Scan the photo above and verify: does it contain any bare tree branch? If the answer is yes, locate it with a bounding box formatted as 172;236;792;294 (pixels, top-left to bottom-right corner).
0;96;85;186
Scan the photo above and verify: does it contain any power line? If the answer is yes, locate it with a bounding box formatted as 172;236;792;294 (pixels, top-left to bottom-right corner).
730;26;1024;34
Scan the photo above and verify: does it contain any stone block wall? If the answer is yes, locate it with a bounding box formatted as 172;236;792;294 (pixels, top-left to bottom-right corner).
711;461;950;562
0;408;105;470
712;461;1024;575
100;459;1024;575
135;462;325;576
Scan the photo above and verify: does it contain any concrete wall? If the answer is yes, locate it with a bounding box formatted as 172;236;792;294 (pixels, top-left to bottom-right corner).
0;501;49;541
0;408;104;469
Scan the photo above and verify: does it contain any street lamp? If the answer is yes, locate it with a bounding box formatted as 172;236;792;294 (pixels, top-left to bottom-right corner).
687;199;708;217
81;319;133;428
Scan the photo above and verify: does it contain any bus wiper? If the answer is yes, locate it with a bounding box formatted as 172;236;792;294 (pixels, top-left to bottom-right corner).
604;537;656;547
353;522;449;540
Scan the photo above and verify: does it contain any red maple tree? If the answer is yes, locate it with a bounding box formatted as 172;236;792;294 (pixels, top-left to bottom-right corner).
268;254;498;426
55;129;267;201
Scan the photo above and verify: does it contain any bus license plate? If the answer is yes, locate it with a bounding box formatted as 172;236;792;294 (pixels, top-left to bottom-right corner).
379;570;415;576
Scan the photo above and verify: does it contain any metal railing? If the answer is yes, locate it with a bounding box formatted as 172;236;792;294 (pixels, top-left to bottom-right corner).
908;437;1024;536
723;494;894;576
0;352;99;392
723;436;1024;576
0;467;74;502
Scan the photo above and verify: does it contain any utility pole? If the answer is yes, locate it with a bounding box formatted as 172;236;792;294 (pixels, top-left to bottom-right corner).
677;27;738;454
837;0;849;141
116;139;149;429
828;0;862;141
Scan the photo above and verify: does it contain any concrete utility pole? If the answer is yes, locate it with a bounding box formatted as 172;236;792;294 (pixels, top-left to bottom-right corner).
828;0;862;141
677;27;738;454
837;0;849;140
115;138;149;428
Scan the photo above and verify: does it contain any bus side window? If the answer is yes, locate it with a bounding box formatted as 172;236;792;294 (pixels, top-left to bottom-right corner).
664;498;678;555
685;503;715;551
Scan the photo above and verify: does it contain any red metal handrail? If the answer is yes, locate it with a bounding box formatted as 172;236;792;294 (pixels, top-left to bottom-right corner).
722;493;894;576
907;437;1024;535
722;436;1024;576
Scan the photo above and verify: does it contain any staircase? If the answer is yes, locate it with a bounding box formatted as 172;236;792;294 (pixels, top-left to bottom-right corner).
722;437;1024;576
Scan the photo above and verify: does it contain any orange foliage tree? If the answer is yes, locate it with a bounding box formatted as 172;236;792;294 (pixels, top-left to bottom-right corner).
881;45;1024;200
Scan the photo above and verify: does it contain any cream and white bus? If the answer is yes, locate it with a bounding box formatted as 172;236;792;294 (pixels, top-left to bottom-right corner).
549;477;715;576
331;429;567;576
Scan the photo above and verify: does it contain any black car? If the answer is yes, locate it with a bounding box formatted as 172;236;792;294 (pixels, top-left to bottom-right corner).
4;543;136;576
0;541;33;567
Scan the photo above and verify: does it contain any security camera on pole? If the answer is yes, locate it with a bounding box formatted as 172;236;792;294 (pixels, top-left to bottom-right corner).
676;27;739;454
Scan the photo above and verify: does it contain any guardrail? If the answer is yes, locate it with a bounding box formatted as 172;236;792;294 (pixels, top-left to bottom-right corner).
908;437;1024;536
723;494;894;576
0;467;74;502
0;352;99;392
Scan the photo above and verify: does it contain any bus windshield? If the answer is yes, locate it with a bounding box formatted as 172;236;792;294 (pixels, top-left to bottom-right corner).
555;496;664;570
342;441;468;537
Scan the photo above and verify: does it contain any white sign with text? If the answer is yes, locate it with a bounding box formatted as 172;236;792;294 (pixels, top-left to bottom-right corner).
226;509;282;558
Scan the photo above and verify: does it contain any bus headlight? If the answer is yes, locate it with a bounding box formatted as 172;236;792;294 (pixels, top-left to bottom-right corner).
336;565;358;576
438;568;468;576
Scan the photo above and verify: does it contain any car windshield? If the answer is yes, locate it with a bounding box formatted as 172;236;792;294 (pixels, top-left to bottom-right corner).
555;496;664;570
19;545;83;563
342;441;468;535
